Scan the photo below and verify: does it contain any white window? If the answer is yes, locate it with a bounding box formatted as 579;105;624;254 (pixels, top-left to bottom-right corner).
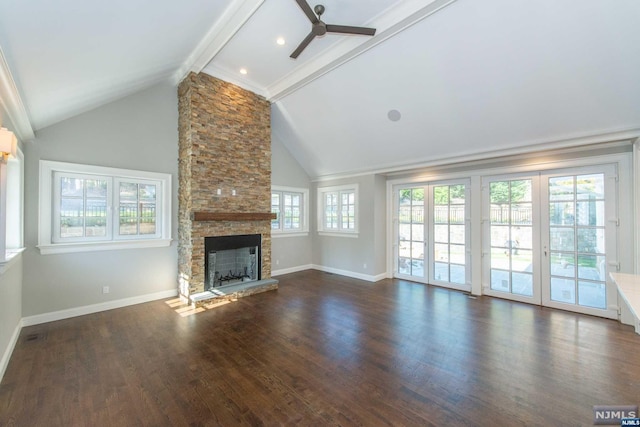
317;184;358;236
0;146;25;273
39;160;172;254
271;186;309;237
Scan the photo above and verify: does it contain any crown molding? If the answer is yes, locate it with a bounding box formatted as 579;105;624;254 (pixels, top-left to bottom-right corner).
173;0;264;85
266;0;458;102
311;127;640;182
0;47;35;141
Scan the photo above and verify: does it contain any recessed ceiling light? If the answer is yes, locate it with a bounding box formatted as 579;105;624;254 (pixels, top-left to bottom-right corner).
276;37;285;46
239;68;248;75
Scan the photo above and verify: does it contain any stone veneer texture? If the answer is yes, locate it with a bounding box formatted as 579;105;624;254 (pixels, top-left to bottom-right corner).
178;72;272;296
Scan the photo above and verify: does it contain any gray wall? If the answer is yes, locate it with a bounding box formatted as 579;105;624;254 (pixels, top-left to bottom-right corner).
312;174;387;278
271;133;312;272
22;82;179;317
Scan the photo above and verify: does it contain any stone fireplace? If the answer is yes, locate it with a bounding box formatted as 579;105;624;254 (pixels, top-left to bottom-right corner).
177;72;277;303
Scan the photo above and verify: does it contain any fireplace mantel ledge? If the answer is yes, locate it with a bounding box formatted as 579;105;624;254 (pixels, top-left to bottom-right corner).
192;212;277;221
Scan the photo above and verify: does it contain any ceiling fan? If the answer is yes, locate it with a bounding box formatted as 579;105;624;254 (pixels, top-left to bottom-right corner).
290;0;376;59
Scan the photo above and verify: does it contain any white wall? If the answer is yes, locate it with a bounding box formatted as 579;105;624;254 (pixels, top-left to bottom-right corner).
22;82;179;317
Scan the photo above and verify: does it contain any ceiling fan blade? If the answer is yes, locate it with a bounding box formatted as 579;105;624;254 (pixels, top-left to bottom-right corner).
290;32;316;59
326;24;376;36
295;0;318;23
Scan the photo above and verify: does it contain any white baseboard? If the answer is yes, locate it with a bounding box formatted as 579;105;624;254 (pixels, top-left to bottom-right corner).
0;321;22;383
21;289;178;327
311;264;387;282
272;264;314;277
271;264;387;282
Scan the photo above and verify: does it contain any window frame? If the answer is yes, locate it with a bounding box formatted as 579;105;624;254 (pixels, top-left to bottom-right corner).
317;184;359;237
271;185;309;237
38;160;172;254
0;145;25;274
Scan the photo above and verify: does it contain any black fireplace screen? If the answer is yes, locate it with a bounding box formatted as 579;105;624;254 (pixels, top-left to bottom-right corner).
204;234;261;288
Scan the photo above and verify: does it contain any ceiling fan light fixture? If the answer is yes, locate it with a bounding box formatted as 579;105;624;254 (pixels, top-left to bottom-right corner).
276;37;286;46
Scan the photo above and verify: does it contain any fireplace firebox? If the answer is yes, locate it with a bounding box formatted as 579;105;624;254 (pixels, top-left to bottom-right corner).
204;234;261;289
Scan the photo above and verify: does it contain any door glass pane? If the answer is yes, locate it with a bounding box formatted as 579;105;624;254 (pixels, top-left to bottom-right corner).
411;242;424;260
551;277;576;304
434;243;448;262
434;262;448;281
578;255;605;281
550;202;574;226
576;174;604;200
491;269;510;292
550;228;574;251
489;179;533;296
399;224;411;241
490;226;509;248
490;247;510;270
512;272;533;296
434;224;448;243
577;228;604;253
432;184;466;285
576;201;604;226
450;244;465;264
548;174;607;309
450;264;465;285
578;281;606;309
411;259;425;277
450;225;465;244
549;177;574;201
412;224;424;242
397;188;425;278
550;253;576;278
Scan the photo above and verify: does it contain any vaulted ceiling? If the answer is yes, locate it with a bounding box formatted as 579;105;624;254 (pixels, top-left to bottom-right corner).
1;0;639;179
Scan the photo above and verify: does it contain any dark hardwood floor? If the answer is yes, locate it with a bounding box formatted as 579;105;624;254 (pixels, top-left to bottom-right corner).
1;270;640;426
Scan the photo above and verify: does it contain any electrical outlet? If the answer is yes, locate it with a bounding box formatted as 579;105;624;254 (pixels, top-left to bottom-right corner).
276;259;280;265
363;263;367;269
102;286;110;294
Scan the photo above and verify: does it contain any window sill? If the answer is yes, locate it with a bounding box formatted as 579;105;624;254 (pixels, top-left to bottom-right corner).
0;248;26;275
38;239;172;255
318;232;359;238
272;232;309;239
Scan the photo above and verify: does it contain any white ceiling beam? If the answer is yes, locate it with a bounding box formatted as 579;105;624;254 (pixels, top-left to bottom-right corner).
173;0;264;85
0;47;35;142
267;0;458;102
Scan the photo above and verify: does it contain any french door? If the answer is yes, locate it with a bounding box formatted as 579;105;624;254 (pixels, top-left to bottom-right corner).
482;175;541;305
483;165;618;318
394;181;471;292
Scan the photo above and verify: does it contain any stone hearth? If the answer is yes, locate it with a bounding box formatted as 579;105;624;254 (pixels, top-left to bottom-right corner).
177;72;277;303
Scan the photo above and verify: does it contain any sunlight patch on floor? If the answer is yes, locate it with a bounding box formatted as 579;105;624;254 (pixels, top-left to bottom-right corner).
165;297;236;317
